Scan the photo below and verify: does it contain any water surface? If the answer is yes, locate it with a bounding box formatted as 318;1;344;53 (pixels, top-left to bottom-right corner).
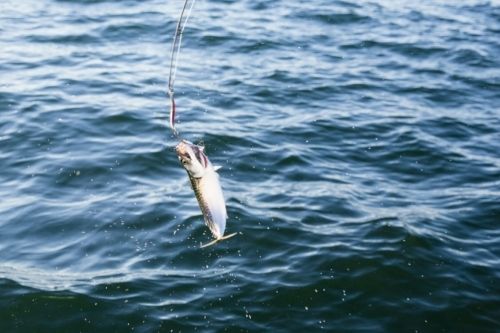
1;0;499;332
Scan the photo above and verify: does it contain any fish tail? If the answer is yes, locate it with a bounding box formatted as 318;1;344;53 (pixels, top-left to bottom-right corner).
200;232;238;248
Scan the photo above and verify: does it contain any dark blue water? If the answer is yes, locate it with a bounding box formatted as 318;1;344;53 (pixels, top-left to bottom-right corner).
1;0;499;332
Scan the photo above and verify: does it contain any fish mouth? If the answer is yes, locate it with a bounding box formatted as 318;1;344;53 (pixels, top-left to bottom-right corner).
175;146;190;159
177;151;190;160
175;141;192;164
175;141;187;154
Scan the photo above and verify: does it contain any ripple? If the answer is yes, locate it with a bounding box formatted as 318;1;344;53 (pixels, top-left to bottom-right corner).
1;0;499;332
26;32;100;45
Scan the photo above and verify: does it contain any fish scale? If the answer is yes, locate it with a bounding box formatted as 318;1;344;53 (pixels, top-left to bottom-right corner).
188;175;217;238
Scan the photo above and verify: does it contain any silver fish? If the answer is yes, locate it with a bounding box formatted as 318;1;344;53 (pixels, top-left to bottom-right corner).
176;140;236;246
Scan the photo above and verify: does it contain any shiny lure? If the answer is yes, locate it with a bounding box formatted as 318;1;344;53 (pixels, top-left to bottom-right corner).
167;0;196;136
176;140;236;247
168;1;235;247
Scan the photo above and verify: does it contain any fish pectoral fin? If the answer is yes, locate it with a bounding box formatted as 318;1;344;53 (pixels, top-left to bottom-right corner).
200;232;238;248
213;165;222;171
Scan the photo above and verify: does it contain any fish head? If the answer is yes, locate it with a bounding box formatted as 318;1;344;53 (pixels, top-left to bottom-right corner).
175;140;210;178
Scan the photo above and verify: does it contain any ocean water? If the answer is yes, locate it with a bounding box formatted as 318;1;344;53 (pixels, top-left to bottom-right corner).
1;0;499;332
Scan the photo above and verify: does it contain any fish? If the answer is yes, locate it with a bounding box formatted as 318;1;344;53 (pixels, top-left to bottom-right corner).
175;140;236;247
168;1;236;247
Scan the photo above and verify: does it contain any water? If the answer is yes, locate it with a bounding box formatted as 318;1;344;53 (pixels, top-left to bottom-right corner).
1;0;499;332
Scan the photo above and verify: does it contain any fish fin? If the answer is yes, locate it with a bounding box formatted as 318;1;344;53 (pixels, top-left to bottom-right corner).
200;239;219;248
220;232;238;240
200;232;238;248
213;165;222;171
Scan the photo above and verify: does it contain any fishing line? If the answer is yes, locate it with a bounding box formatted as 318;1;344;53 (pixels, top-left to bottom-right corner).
168;0;196;137
167;1;235;247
